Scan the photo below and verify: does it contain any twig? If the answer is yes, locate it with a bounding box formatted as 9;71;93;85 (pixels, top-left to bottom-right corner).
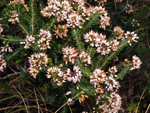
145;103;150;113
8;64;16;73
34;88;41;113
135;87;147;113
12;85;29;113
0;72;21;79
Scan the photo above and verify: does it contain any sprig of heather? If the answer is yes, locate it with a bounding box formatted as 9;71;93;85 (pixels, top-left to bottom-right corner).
0;0;142;113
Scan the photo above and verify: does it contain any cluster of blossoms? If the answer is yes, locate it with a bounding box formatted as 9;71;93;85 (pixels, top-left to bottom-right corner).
0;53;6;72
62;46;78;64
95;34;111;55
28;53;49;78
99;12;110;29
130;55;142;71
67;98;75;106
46;66;67;86
100;92;122;113
66;90;75;105
90;67;122;112
8;10;19;24
94;0;106;3
73;0;85;6
109;39;120;52
9;0;29;12
83;30;100;47
0;24;3;35
125;4;133;14
78;91;89;103
66;65;82;83
131;19;140;27
0;41;13;72
62;46;92;66
105;74;120;92
90;69;107;88
113;26;124;40
37;29;52;50
79;51;91;65
41;0;110;29
41;0;72;22
84;30;120;55
66;11;83;28
108;66;118;74
125;31;139;46
46;65;83;85
106;66;120;92
53;24;68;38
123;55;142;71
20;35;35;49
113;26;139;46
79;4;110;29
0;45;13;53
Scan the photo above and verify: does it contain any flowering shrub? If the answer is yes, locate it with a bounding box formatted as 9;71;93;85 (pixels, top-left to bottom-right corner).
0;0;142;112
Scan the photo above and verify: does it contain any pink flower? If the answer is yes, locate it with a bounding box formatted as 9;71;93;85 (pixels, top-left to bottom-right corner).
66;66;82;83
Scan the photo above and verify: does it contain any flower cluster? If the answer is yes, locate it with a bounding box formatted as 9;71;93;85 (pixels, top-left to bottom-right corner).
131;19;140;27
0;53;6;72
79;51;91;65
90;66;122;112
9;0;25;5
0;45;13;53
8;11;19;24
66;65;82;83
109;39;120;51
100;12;110;29
67;98;75;106
123;58;130;66
41;0;110;29
100;92;121;113
0;42;13;72
9;0;29;12
84;30;117;55
37;29;52;50
130;55;142;71
80;5;110;29
28;53;49;78
41;0;72;22
54;24;68;38
78;91;88;103
125;4;133;14
0;24;3;35
66;11;83;28
62;46;78;64
83;30;99;46
105;74;120;92
46;66;67;86
113;26;124;40
95;36;111;55
108;66;118;74
20;35;35;49
125;31;139;46
94;0;107;6
90;69;107;88
73;0;85;6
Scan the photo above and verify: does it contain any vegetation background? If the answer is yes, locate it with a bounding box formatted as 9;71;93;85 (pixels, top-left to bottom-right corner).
0;0;150;112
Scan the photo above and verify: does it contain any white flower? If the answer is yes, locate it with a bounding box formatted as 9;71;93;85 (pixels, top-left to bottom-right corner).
130;55;142;70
